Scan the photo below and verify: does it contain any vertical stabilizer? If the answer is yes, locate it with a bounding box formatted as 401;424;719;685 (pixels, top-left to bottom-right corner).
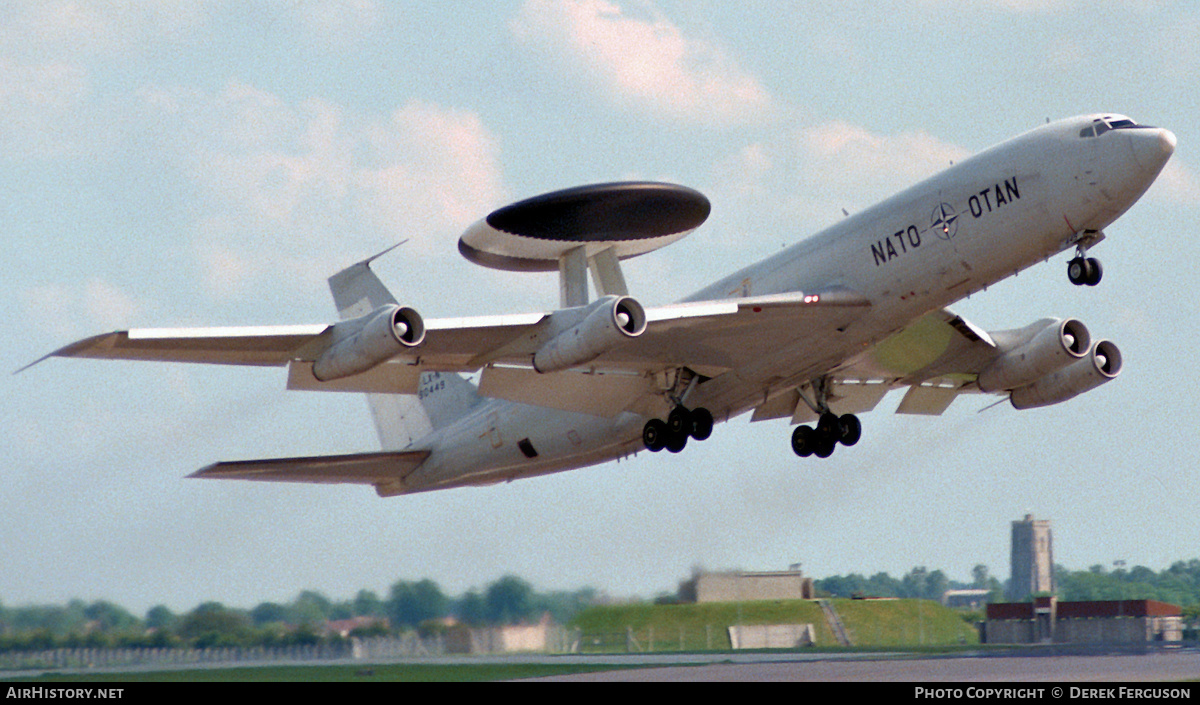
328;243;403;319
327;246;480;449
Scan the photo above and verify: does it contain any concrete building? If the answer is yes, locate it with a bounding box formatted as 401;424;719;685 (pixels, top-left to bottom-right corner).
984;597;1183;645
942;588;991;610
1009;514;1054;601
444;614;562;654
680;568;815;603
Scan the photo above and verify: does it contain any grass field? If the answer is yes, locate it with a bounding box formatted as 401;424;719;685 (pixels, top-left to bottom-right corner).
3;599;981;681
571;600;833;651
833;599;979;647
571;598;978;651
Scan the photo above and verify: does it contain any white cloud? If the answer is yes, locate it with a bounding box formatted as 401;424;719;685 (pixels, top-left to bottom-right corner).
511;0;772;126
795;122;970;194
675;120;971;284
0;59;91;158
22;278;142;339
138;82;507;298
710;121;969;221
0;3;209;159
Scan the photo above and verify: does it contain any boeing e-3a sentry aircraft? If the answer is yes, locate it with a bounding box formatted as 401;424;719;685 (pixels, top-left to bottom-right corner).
29;114;1175;497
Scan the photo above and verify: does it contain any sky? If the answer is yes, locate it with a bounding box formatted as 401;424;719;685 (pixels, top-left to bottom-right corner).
3;0;1199;615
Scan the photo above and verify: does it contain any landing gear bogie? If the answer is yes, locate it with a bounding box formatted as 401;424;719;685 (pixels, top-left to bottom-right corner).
792;413;862;459
642;405;715;453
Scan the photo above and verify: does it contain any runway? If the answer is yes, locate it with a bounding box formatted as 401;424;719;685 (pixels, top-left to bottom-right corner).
524;650;1200;682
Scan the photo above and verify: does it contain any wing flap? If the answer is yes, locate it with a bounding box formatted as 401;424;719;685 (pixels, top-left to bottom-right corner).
189;450;430;485
896;382;962;415
286;360;423;394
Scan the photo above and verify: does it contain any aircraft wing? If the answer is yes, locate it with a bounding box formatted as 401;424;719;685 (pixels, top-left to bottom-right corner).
422;288;870;374
21;325;331;369
29;288;869;384
29;290;1044;422
747;308;1003;423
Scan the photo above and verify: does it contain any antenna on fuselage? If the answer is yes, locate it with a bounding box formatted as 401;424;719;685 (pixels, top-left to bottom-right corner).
456;182;711;308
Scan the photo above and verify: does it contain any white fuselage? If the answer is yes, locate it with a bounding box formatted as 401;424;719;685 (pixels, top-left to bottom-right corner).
402;115;1174;493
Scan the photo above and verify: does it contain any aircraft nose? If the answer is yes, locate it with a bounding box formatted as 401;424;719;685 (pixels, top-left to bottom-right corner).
1129;127;1176;172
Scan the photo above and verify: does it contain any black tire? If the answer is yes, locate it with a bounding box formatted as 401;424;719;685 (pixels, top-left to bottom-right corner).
791;425;814;457
643;419;667;452
667;406;690;435
1068;257;1088;286
813;435;836;458
690;407;714;441
1085;257;1103;286
817;412;839;437
838;414;862;446
666;430;688;453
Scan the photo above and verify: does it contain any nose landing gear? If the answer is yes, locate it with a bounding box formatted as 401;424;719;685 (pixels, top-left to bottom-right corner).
1068;256;1102;286
1067;240;1102;287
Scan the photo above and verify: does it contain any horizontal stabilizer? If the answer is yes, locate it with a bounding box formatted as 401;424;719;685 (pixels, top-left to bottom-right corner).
189;450;430;487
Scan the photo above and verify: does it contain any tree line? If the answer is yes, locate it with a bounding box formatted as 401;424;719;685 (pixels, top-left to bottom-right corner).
4;560;1198;651
0;575;595;652
814;560;1200;617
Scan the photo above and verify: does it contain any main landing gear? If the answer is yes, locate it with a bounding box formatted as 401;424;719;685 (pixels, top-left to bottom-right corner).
643;405;714;454
1067;243;1102;287
789;378;861;460
791;412;861;459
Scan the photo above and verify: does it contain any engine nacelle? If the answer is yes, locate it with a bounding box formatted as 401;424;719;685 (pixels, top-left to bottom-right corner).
977;318;1090;392
532;295;647;373
312;304;425;382
1009;340;1122;410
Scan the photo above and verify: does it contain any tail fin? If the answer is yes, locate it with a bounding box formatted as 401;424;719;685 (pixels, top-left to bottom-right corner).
328;242;403;319
327;246;481;449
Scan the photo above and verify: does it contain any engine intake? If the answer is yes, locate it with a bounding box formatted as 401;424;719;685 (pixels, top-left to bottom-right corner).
533;296;646;373
312;304;425;382
977;318;1090;393
1009;340;1122;410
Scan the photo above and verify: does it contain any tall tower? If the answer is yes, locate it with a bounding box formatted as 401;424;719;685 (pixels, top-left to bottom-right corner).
1008;514;1054;600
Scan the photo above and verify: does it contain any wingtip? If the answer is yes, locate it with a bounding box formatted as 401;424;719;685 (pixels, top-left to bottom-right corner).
187;463;220;479
363;239;407;267
13;352;56;375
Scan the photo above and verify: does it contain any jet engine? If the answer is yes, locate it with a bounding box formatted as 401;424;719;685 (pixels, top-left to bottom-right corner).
533;296;647;373
977;318;1090;393
312;304;425;382
1009;340;1122;409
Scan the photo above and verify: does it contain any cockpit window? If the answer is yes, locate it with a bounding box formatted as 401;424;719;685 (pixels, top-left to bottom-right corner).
1079;116;1148;138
